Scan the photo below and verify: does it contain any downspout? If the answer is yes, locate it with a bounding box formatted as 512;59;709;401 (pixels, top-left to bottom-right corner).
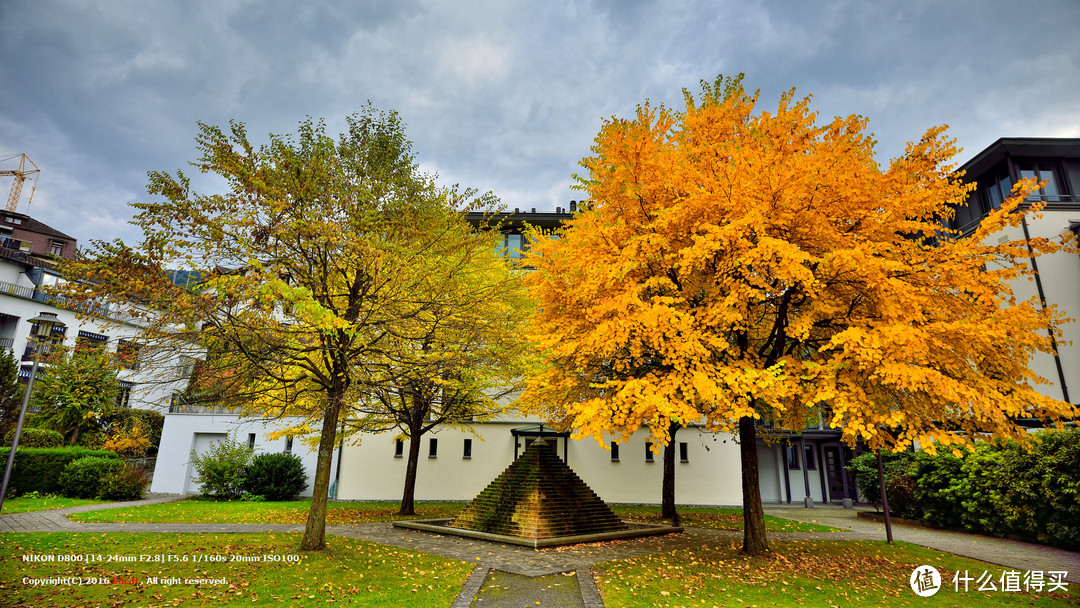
1021;215;1071;404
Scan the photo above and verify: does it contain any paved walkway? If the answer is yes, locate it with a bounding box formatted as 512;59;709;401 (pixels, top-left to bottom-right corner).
764;504;1080;584
2;497;1077;606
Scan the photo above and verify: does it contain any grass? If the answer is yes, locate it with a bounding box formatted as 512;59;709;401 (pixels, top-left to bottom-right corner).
0;532;472;607
1;495;108;514
593;539;1076;607
68;499;838;532
67;499;467;525
609;504;838;532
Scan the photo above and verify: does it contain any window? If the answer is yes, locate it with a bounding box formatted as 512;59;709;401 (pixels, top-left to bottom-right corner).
428;438;438;458
645;442;654;463
394;439;404;458
4;216;22;225
787;445;800;469
177;355;195;378
499;233;527;259
76;330;108;351
247;433;256;450
1019;163;1062;201
284;436;293;454
117;339;141;370
50;241;65;256
679;442;689;463
804;445;816;470
610;441;620;462
463;438;472;459
115;386;131;408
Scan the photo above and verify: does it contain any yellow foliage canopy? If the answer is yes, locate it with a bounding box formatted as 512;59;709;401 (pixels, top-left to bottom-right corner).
521;76;1077;453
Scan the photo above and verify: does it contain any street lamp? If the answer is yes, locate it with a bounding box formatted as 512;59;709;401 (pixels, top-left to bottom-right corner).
0;312;66;513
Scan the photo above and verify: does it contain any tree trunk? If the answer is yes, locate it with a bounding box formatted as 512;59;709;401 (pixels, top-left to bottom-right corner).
300;391;344;551
739;415;770;555
661;422;679;525
399;431;422;516
70;425;79;445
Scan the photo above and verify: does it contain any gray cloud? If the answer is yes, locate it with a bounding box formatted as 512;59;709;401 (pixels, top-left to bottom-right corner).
1;0;1078;246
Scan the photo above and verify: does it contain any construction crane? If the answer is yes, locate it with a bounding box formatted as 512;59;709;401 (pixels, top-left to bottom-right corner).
0;153;41;213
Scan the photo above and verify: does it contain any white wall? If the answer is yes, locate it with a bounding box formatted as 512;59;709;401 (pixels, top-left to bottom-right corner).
335;421;751;506
150;413;335;497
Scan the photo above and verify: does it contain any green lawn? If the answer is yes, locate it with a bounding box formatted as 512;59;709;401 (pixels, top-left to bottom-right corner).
593;539;1075;607
609;504;837;532
67;499;467;525
1;495;108;514
0;532;472;607
67;499;838;532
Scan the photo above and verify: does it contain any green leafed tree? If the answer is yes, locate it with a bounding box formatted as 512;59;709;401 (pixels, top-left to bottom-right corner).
0;347;25;440
31;346;119;444
61;105;517;550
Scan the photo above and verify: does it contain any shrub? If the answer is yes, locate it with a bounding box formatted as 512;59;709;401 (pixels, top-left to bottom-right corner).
242;452;308;501
98;462;148;501
0;447;120;496
102;419;152;457
60;456;122;499
4;428;65;448
911;449;967;528
847;449;919;517
848;429;1080;550
189;436;253;499
100;408;164;456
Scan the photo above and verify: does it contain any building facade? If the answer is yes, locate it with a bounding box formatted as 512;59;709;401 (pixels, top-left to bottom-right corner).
950;138;1080;411
0;210;183;414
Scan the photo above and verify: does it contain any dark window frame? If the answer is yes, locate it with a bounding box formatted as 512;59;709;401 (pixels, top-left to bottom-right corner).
463;438;472;459
429;438;438;458
679;442;689;463
610;441;620;462
394;439;404;458
645;442;654;463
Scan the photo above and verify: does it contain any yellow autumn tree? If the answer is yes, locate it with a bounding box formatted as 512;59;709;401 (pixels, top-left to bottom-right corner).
521;75;1077;555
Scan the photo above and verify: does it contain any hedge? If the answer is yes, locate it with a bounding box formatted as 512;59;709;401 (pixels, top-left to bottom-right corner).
0;447;120;496
848;427;1080;550
3;428;65;448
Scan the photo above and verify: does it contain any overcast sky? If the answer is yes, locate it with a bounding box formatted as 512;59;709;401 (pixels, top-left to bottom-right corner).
2;0;1079;247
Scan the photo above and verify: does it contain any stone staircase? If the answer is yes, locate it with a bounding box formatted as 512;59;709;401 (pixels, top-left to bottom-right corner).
449;440;627;539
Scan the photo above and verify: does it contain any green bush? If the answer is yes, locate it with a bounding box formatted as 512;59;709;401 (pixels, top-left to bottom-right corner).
242;452;308;501
911;449;967;528
189;436;253;499
59;456;122;499
98;462;149;501
0;447;120;496
847;450;920;518
846;429;1080;550
4;428;65;448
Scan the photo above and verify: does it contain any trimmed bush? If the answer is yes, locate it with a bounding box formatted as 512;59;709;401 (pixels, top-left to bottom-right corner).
98;462;149;501
59;456;122;499
4;428;65;448
242;452;308;501
0;447;120;496
189;436;253;499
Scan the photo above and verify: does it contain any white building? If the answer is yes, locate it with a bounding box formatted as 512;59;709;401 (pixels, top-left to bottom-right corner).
949;138;1080;412
0;210;182;414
